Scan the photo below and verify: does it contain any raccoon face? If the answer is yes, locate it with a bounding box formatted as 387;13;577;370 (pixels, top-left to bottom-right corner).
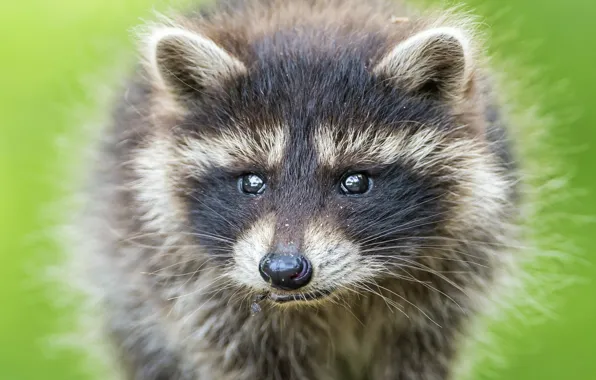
139;24;512;306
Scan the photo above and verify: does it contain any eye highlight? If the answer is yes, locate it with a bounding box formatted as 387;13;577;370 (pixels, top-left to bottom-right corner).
239;173;266;195
340;173;371;195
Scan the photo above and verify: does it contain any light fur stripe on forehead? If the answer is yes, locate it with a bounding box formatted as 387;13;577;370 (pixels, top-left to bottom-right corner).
176;125;287;174
315;126;441;171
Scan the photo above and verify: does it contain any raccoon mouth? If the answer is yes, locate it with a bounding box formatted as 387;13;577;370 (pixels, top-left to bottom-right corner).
267;289;333;303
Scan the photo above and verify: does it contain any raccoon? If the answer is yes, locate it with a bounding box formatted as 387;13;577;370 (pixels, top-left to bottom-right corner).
75;0;519;379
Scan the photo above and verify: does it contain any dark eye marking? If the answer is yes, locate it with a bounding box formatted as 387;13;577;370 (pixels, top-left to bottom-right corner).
239;173;266;195
339;172;371;195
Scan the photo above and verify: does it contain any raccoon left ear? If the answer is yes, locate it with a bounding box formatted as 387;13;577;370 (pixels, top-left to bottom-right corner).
373;27;474;101
144;26;247;101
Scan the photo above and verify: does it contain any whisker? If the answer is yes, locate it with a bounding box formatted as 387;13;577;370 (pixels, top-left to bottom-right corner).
389;258;471;297
372;267;465;313
356;197;447;244
351;282;409;319
364;251;490;269
182;282;237;328
367;280;441;328
349;194;444;240
169;273;231;301
122;230;236;245
188;194;238;229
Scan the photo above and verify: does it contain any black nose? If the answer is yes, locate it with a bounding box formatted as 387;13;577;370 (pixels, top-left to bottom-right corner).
259;253;312;290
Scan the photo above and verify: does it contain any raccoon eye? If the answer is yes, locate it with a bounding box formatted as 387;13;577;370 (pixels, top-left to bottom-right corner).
340;173;370;195
240;174;266;195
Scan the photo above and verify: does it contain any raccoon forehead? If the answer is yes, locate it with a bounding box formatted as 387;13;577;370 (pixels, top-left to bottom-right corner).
173;125;287;173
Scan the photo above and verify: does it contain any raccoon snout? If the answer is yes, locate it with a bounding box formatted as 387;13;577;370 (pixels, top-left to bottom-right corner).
258;253;312;290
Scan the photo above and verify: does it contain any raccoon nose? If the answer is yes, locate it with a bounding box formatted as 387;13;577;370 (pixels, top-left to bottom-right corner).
258;253;312;290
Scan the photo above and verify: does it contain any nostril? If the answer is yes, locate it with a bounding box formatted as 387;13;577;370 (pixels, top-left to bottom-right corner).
290;256;310;281
259;253;312;290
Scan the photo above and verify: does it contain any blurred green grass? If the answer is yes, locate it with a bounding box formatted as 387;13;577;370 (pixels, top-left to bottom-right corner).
1;0;595;379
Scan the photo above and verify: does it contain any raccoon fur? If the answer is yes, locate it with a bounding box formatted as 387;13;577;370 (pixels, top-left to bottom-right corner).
74;0;519;379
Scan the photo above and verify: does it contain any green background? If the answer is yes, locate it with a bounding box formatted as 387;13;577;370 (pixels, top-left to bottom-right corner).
1;0;594;379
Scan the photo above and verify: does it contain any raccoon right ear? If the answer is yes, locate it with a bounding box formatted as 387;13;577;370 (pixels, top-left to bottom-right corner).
144;26;247;100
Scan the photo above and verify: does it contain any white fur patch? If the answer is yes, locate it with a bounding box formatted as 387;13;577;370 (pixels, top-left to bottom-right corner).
133;134;184;234
303;220;379;291
230;213;276;289
315;125;440;170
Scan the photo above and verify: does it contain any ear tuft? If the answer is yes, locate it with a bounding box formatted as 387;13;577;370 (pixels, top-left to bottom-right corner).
374;27;475;101
143;25;247;100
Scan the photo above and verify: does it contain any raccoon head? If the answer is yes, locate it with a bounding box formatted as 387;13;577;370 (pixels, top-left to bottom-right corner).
136;22;514;308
